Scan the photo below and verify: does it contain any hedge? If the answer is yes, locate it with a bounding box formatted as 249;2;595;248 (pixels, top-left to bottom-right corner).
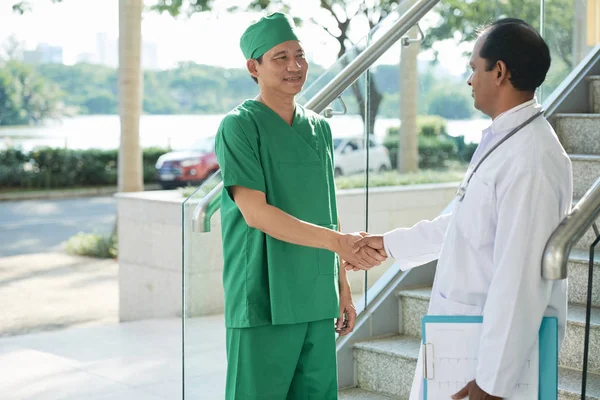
0;147;169;189
384;116;477;169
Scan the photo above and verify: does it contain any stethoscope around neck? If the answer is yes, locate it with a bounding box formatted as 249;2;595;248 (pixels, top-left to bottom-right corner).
456;110;544;202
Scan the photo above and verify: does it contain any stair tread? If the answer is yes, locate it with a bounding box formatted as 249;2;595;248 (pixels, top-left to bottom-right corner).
559;367;600;399
339;388;401;399
568;304;600;326
586;75;600;81
354;335;421;360
556;113;600;118
398;288;600;326
397;287;431;300
570;154;600;161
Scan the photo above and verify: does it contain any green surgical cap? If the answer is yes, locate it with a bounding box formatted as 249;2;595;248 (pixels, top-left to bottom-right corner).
240;12;299;60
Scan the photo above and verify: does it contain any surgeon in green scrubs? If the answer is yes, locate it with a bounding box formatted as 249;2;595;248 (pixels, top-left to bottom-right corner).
215;12;386;400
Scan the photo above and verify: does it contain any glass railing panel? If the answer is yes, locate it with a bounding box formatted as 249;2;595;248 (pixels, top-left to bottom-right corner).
182;171;225;399
327;71;370;310
540;0;584;103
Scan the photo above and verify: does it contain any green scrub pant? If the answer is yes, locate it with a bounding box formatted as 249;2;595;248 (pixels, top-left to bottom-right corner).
225;318;338;400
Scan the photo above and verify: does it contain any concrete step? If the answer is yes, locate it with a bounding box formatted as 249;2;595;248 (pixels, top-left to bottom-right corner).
339;388;401;400
398;287;431;338
560;304;600;373
354;335;420;399
568;249;600;307
558;367;600;400
571;155;600;200
398;289;600;373
574;216;600;251
352;334;600;399
556;114;600;154
588;76;600;113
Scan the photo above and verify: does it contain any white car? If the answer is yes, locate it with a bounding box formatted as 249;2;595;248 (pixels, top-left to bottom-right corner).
333;136;392;177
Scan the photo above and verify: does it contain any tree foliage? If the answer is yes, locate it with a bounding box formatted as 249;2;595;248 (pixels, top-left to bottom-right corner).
423;0;574;69
11;0;63;14
0;61;64;125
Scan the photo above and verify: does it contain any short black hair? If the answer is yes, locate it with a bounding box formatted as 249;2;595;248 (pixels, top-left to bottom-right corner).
251;55;263;84
478;18;551;92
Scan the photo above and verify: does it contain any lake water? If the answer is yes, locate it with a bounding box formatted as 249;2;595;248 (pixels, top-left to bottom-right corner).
0;114;490;152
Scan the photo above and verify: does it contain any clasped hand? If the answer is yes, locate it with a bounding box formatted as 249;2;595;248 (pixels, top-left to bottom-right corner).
335;232;386;271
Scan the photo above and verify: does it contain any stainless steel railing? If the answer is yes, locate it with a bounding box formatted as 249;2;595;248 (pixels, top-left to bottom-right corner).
542;176;600;279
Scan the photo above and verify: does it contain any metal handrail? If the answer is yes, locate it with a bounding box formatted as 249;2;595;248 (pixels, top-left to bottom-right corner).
542;176;600;279
191;0;441;232
191;180;223;233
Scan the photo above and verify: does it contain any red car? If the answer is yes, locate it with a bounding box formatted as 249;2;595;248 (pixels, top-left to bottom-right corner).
155;136;219;189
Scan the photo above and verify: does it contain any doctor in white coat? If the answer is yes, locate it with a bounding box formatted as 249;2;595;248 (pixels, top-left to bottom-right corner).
350;18;573;399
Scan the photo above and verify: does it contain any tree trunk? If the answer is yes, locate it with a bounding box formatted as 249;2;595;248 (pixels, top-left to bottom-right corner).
398;26;419;173
118;0;144;192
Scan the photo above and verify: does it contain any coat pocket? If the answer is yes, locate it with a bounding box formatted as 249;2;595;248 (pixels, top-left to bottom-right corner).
437;291;483;315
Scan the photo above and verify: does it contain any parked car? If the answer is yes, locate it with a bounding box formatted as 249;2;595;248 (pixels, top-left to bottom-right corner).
333;136;392;177
155;136;219;189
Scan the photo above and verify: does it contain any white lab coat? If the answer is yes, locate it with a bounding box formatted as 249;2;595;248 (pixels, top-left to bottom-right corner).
383;100;572;398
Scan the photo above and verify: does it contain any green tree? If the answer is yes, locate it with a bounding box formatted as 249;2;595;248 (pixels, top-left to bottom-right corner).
423;0;573;68
0;61;64;125
11;0;62;14
426;85;474;120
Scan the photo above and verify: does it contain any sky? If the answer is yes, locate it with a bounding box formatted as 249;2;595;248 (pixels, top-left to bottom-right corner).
0;0;472;75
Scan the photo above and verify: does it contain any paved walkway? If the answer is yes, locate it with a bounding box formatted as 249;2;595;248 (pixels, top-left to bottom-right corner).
0;315;226;399
0;253;118;337
0;252;226;399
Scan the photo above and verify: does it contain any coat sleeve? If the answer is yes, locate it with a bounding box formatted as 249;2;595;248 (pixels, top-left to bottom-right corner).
382;212;452;270
475;167;563;396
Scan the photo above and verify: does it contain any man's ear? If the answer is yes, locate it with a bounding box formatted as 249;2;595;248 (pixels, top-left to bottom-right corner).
247;59;259;80
495;60;509;86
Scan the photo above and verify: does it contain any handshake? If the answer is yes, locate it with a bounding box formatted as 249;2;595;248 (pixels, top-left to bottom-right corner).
333;232;387;271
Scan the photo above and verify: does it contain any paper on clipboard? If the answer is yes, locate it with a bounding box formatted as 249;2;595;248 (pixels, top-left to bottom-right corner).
423;322;538;399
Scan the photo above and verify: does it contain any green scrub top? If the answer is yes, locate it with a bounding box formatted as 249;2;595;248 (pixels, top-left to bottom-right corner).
215;100;340;328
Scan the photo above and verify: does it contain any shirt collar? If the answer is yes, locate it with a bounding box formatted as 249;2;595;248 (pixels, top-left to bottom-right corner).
489;98;538;135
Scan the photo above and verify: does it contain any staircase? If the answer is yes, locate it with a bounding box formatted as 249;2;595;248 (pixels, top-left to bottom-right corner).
338;77;600;399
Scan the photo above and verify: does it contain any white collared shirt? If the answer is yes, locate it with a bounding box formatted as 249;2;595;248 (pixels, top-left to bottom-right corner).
383;100;573;398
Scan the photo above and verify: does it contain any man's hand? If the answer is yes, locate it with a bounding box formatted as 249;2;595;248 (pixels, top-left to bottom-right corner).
343;234;387;271
336;284;356;336
452;380;502;400
333;232;386;270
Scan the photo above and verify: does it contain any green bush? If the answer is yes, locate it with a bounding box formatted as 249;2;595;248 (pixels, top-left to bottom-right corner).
417;134;457;169
384;116;474;169
387;115;448;137
65;232;117;259
335;169;465;190
0;147;170;189
384;133;459;170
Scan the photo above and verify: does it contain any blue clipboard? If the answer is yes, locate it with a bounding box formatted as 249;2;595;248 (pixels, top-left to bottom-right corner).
421;315;558;399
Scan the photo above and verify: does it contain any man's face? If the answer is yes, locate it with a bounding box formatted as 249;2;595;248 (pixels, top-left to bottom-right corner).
466;35;498;117
252;40;308;96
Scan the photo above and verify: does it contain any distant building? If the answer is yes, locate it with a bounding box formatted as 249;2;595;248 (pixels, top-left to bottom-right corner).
143;41;159;70
76;52;97;64
96;32;160;70
96;32;118;68
23;43;63;64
